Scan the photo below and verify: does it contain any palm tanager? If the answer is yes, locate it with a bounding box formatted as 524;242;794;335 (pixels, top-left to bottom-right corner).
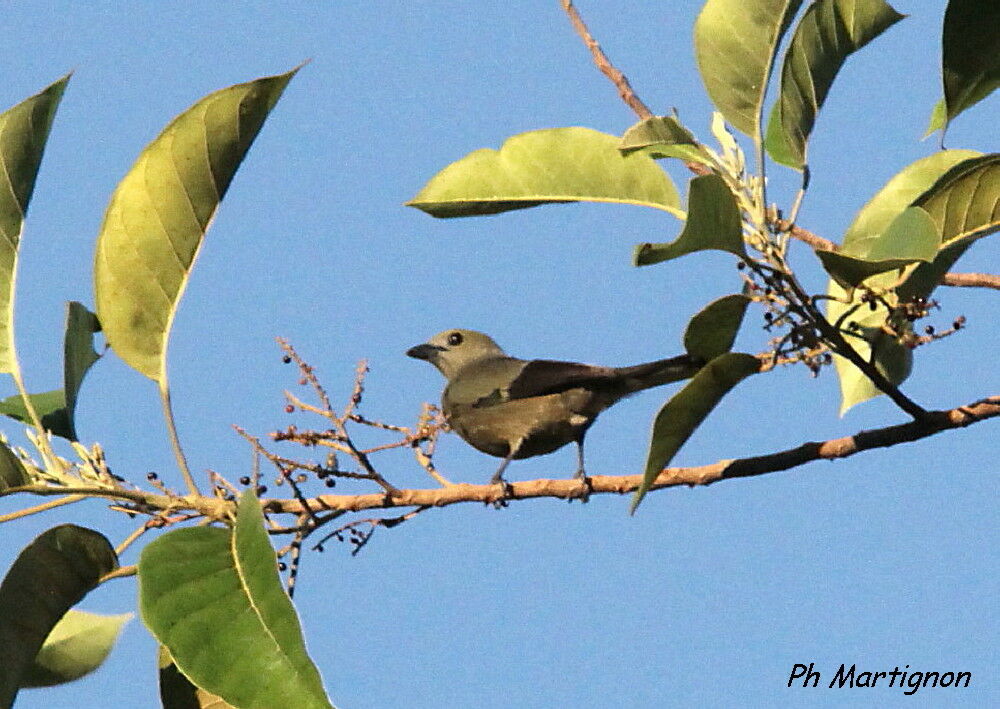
407;329;703;483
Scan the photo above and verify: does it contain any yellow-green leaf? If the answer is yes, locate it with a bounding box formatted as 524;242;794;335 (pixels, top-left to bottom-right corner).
632;353;760;514
827;150;981;414
619;116;712;165
406;127;681;218
0;75;70;374
21;610;131;688
683;294;752;361
94;67;300;381
633;174;745;266
901;153;1000;299
765;0;904;169
841;150;980;249
817;206;940;289
694;0;804;139
922;98;946;139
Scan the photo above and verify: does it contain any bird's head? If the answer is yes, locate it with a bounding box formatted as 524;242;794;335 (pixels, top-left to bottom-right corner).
406;329;506;380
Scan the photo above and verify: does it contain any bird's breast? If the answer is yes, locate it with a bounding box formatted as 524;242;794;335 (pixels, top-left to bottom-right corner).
444;389;601;459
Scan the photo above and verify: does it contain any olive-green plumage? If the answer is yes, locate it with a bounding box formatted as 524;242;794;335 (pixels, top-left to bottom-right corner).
407;329;702;483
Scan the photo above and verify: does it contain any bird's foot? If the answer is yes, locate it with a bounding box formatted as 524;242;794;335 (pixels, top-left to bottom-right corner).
571;468;592;503
489;473;512;509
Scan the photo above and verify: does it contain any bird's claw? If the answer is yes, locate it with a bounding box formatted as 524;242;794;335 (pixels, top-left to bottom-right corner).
489;475;512;509
570;470;592;503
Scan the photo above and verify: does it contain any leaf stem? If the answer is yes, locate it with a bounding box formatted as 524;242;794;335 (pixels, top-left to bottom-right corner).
9;367;65;475
158;378;199;495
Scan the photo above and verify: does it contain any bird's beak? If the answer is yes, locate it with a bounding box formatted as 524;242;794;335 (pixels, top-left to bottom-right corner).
406;343;444;361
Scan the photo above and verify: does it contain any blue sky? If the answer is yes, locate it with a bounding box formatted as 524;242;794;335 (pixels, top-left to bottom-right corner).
0;2;996;707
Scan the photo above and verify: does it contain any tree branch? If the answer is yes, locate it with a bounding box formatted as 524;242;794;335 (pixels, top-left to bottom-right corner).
940;272;1000;290
559;0;652;120
265;396;999;514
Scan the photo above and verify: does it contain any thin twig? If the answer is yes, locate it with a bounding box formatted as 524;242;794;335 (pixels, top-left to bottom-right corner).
115;523;150;556
560;0;652;120
0;494;85;523
99;565;137;583
940;272;1000;290
313;506;430;555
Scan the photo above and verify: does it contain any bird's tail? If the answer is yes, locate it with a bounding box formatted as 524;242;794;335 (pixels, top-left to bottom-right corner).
614;353;705;393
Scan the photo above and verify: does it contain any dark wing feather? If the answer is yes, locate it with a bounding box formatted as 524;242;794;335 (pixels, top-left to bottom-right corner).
504;359;617;400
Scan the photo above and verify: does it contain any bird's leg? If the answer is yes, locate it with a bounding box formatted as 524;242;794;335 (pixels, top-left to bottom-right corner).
573;438;587;479
490;453;514;485
489;442;519;507
572;438;592;503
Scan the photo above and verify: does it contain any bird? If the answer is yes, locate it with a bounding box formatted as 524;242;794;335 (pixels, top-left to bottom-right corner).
406;329;703;484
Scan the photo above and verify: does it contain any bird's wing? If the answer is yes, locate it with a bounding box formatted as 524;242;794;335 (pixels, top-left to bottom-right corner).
446;357;616;409
506;360;617;399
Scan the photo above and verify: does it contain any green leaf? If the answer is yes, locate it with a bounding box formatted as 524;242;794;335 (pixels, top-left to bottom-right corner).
817;206;940;289
632;353;760;514
763;102;798;167
139;492;334;709
94;67;300;382
831;307;912;417
0;524;117;708
21;610;131;688
159;646;235;709
694;0;804;139
0;301;102;440
765;0;904;169
633;174;745;266
0;440;29;491
406;127;682;218
922;98;946;139
0;390;68;436
619;116;711;165
901;153;1000;300
841;150;980;249
0;75;70;374
827;150;980;414
683;294;752;361
941;0;1000;131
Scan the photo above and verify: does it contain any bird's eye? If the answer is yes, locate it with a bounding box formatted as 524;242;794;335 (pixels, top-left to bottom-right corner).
447;331;463;346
